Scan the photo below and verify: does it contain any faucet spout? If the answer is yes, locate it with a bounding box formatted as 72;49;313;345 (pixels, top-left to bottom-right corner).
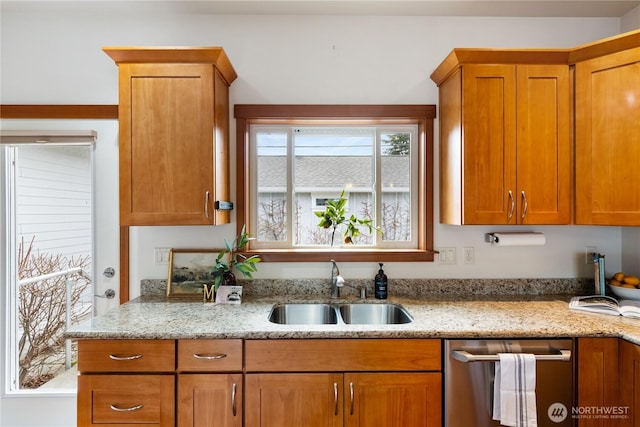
330;259;344;299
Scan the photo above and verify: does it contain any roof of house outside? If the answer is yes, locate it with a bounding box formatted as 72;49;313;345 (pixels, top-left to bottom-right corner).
257;156;411;190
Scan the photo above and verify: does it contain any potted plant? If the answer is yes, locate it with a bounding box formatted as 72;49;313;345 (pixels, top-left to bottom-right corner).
212;225;261;290
315;189;383;247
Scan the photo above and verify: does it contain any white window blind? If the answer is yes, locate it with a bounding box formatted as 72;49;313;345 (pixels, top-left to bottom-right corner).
0;130;97;144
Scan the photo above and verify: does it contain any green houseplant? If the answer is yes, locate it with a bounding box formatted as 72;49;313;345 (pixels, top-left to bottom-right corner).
315;189;383;246
212;225;261;289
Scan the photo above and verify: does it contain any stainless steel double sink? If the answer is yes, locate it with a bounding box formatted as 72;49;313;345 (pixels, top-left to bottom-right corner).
268;302;413;325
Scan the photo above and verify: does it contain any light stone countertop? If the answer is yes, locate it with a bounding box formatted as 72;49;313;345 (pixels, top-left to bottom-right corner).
65;294;640;345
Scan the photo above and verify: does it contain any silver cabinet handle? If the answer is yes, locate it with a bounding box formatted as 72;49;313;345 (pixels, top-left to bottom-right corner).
193;353;227;360
110;404;143;412
204;191;210;219
231;383;237;416
333;382;339;416
108;354;142;361
451;349;571;363
521;190;528;220
349;382;354;415
507;190;515;222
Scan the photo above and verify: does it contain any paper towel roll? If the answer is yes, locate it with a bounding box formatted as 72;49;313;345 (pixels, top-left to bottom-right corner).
492;232;545;246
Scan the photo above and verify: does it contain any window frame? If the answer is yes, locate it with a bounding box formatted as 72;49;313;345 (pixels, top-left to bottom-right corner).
234;105;436;262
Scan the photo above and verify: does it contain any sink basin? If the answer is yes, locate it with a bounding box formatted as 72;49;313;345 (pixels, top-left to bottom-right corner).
338;303;413;324
268;303;338;325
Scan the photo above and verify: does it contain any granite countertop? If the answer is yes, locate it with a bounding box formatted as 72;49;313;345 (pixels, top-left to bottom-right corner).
65;292;640;345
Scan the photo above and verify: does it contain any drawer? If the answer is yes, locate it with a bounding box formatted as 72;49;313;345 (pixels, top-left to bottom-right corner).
77;374;174;426
178;339;243;372
77;340;175;373
245;339;441;372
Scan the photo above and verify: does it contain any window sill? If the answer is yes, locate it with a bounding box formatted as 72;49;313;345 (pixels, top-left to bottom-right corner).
245;248;436;263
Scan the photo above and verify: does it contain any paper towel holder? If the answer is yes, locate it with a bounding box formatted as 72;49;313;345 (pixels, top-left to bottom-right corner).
485;233;499;243
484;232;545;245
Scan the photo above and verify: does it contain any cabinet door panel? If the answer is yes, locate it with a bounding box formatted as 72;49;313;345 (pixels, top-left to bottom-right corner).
577;338;620;427
245;373;343;427
462;65;517;224
344;373;441;427
120;63;215;225
178;374;242;427
575;48;640;225
619;340;640;427
516;64;571;224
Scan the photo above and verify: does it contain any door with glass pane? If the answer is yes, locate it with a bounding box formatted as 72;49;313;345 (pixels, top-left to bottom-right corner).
3;143;94;392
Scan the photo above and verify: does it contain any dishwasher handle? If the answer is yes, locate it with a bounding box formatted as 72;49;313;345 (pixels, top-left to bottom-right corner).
452;349;571;363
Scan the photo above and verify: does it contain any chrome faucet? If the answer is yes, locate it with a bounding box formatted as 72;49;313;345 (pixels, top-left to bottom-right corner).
330;259;345;299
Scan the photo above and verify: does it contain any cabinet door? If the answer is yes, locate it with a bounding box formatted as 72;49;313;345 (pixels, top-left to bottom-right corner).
119;63;216;225
344;373;441;427
577;338;620;427
462;64;517;224
245;373;343;427
575;47;640;225
619;340;640;427
516;64;571;224
177;374;242;427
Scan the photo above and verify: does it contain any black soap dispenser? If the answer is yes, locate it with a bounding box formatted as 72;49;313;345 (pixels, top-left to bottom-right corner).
374;262;388;299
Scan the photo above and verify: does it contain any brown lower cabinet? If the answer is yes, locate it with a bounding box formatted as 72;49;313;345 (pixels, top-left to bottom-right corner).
245;372;441;427
77;339;243;427
244;339;442;427
178;374;243;427
577;337;640;427
75;338;442;427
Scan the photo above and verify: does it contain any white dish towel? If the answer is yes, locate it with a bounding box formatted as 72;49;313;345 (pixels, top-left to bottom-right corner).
492;353;538;427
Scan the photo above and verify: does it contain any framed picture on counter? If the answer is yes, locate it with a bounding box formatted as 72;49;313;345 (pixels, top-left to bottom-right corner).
167;249;219;299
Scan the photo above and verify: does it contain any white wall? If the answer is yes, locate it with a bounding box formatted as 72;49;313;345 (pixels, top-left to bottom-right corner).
1;10;635;294
622;4;640;31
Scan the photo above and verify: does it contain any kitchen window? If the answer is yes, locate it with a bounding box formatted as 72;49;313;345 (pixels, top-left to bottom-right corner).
234;105;436;262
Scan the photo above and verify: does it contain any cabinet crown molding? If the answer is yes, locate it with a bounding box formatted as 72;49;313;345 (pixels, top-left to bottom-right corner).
103;46;238;85
431;28;640;85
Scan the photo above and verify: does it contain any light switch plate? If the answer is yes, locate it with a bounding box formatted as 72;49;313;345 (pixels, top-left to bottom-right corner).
439;247;456;265
154;247;170;265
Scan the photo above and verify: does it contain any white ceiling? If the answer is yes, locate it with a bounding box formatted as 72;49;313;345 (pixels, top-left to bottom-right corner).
2;0;639;17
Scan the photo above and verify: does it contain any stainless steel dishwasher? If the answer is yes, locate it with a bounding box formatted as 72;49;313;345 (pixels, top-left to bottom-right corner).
445;339;575;427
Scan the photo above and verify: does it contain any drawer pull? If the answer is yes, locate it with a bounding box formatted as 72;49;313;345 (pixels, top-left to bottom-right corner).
110;404;143;412
193;353;227;360
109;354;142;361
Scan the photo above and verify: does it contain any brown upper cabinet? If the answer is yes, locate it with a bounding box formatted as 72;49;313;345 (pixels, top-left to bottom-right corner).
572;31;640;226
104;47;237;226
431;50;572;225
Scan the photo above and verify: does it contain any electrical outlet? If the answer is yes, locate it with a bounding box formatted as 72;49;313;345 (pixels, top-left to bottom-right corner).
585;246;597;264
439;247;456;265
464;247;475;264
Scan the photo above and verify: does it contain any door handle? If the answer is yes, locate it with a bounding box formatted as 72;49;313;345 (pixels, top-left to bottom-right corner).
452;349;571;363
